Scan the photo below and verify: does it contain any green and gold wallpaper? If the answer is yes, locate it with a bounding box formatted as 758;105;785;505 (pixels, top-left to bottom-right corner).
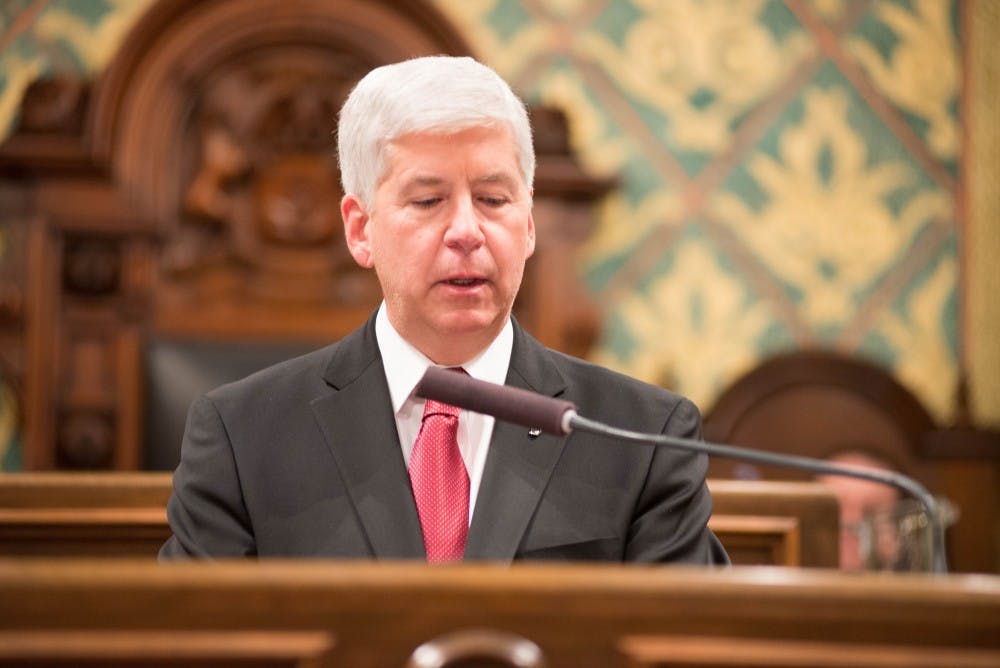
1;0;997;470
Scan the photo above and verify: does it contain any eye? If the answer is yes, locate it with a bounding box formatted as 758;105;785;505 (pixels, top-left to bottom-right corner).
479;195;509;208
412;197;442;209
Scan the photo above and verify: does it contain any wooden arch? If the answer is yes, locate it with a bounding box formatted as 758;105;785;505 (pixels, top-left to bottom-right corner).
89;0;472;221
704;350;936;478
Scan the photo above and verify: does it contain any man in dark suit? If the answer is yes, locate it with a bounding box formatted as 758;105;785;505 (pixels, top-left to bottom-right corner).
160;56;728;564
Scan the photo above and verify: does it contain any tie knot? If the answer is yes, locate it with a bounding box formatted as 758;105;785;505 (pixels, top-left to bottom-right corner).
422;398;461;420
420;366;465;420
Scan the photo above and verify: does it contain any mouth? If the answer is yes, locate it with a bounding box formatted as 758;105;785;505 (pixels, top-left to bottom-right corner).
444;277;487;287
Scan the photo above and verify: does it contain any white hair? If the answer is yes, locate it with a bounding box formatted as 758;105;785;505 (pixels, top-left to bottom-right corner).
337;56;534;209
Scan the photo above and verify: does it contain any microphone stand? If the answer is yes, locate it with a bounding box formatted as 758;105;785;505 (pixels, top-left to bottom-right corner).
567;412;948;574
414;366;948;574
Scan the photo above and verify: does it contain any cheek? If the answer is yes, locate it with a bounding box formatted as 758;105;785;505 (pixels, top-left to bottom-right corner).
369;222;406;263
500;228;534;268
497;246;527;291
373;232;429;282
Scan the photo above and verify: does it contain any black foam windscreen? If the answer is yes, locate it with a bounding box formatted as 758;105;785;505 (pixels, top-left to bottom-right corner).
414;366;576;436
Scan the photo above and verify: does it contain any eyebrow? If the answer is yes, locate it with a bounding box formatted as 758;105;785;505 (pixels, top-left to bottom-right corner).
473;172;519;189
401;175;447;189
399;172;521;192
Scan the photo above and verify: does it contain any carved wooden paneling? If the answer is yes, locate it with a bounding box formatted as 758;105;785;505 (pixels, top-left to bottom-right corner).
0;185;29;470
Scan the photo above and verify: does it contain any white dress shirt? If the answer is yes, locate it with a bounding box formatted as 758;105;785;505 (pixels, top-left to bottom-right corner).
375;303;513;523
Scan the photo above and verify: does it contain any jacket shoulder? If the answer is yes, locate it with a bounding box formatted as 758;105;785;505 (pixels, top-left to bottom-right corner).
539;346;700;433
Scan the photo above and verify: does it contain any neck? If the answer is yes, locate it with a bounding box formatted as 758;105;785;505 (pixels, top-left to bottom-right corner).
383;309;509;367
415;329;499;367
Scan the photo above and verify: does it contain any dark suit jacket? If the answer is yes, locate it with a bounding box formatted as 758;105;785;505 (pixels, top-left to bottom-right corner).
160;313;728;563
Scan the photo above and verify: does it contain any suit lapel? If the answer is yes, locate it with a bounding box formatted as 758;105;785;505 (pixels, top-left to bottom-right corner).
309;316;425;559
464;321;569;561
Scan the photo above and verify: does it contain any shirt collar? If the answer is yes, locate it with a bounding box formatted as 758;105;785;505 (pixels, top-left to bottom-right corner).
375;302;513;415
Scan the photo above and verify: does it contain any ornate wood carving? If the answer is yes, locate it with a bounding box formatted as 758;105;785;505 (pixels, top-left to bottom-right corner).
62;236;121;296
56;410;114;469
18;77;89;136
168;50;379;310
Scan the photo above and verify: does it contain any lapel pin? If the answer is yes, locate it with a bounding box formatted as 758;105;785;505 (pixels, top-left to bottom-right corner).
528;428;542;439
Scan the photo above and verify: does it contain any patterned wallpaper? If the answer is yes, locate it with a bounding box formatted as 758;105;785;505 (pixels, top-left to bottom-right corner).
439;0;964;422
0;0;990;468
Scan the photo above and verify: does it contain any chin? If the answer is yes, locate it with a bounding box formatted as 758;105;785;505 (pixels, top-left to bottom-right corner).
436;309;504;336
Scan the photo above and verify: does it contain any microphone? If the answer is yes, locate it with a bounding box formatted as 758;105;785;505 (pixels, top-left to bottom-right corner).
415;366;949;574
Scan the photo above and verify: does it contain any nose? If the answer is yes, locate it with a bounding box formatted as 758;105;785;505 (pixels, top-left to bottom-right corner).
443;197;485;252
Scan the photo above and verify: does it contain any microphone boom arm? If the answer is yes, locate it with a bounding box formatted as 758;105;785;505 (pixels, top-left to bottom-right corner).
567;412;948;574
414;366;948;573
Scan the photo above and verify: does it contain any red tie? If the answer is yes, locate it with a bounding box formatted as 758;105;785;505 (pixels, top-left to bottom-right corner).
409;368;469;562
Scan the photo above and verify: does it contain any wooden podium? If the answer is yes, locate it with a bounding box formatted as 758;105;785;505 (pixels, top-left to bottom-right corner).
0;560;998;667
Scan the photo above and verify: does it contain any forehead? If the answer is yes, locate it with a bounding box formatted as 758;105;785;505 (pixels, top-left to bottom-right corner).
380;125;523;182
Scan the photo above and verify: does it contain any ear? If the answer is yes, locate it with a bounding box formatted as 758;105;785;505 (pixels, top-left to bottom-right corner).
342;193;374;268
525;190;536;258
